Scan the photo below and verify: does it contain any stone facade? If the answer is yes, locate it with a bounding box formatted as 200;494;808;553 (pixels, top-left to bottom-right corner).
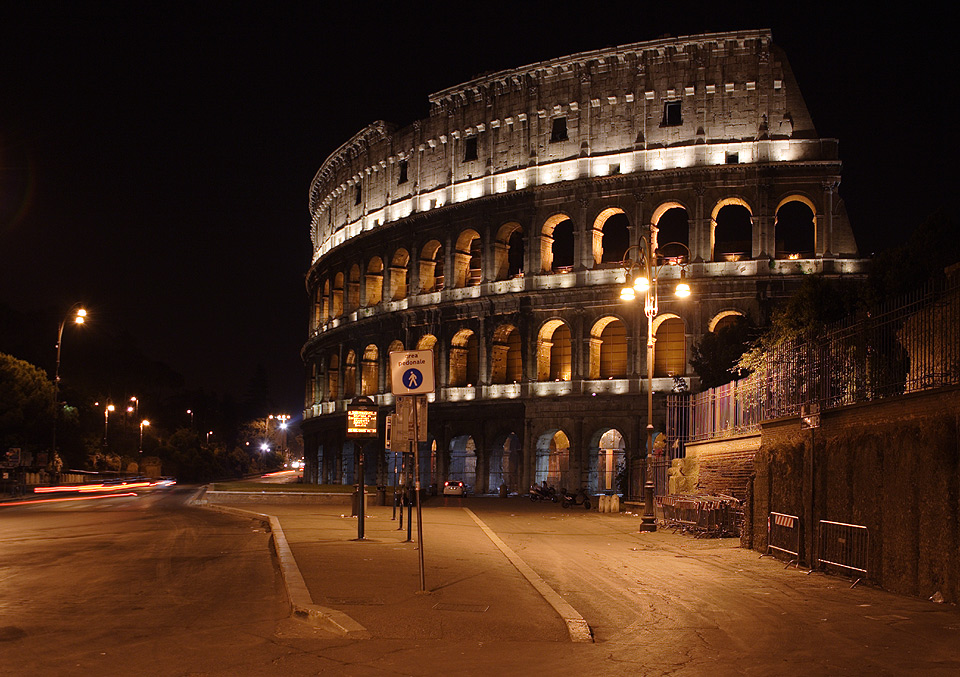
301;29;867;496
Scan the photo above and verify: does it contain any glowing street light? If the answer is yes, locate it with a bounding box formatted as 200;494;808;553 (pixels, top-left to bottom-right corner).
139;420;150;454
620;235;693;532
51;304;87;471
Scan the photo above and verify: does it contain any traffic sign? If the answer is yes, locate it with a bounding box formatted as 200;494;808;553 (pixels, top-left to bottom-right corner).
390;350;435;395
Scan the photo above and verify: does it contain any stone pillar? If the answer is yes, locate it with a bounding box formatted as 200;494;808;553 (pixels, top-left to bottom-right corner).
822;180;837;257
692;185;707;262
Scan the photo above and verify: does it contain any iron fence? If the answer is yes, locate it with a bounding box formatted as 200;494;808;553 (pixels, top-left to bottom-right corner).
666;276;960;444
762;512;803;568
817;520;869;586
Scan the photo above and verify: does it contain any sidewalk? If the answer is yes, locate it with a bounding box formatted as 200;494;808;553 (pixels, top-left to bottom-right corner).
211;500;573;643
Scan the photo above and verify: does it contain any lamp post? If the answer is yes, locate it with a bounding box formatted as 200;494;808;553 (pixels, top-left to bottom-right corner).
186;409;194;428
139;419;150;454
620;235;692;532
51;304;86;473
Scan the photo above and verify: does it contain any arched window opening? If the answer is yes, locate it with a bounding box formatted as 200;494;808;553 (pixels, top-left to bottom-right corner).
535;430;570;488
449;329;479;387
365;257;383;306
491;324;523;384
713;204;753;262
327;352;340;401
589;428;625;494
347;264;361;312
542;216;574;272
454;230;481;288
448;436;477;490
332;273;344;317
313;286;324;331
321;279;331;322
494;222;524;280
361;344;379;395
589;317;627;379
417;334;441;381
655;207;689;250
343;350;357;399
776;200;816;259
388;339;404;355
389;249;409;300
600;213;631;263
419;240;444;292
488;433;521;494
711;312;745;333
537;320;572;381
654;317;686;377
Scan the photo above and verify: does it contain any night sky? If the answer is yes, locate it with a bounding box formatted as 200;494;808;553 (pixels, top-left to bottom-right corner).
0;4;949;419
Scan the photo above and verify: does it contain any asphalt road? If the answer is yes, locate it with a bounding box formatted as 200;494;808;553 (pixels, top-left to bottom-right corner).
2;490;960;676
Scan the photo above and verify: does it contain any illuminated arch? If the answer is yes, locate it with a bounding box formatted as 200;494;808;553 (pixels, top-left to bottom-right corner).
361;344;379;395
537;319;572;381
389;249;409;300
419;240;444;292
587;427;625;493
711;198;754;262
332;272;344;317
588;316;627;379
653;315;686;377
775;195;817;258
347;264;361;312
365;257;383;306
592;207;628;264
454;229;481;287
534;429;571;488
651;202;690;251
490;323;522;384
494;222;524;280
449;328;478;386
708;310;746;332
541;213;574;272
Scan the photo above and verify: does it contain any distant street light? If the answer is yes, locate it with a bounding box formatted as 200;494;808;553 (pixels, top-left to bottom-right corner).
620;235;693;532
103;404;115;449
51;304;86;473
206;430;213;444
186;409;194;427
139;420;150;454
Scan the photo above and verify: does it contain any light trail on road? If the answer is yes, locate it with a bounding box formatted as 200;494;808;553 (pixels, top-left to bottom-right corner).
0;492;138;508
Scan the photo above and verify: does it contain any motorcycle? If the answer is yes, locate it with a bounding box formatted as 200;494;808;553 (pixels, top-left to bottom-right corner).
529;483;558;502
560;487;592;510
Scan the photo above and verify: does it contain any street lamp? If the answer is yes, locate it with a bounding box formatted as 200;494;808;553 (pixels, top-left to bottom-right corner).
51;304;86;472
139;420;150;454
620;235;693;532
186;409;194;427
206;430;213;444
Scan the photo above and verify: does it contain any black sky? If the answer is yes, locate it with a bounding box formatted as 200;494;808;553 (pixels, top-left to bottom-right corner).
0;3;950;418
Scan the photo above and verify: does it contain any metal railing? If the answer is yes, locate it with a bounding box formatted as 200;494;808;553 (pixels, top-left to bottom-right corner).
817;520;869;587
657;493;742;537
762;512;803;568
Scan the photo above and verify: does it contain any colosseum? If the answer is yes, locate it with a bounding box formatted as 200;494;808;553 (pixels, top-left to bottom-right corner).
301;28;866;498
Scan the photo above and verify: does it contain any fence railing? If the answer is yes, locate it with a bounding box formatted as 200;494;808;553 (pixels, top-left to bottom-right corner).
762;512;802;568
657;493;742;537
667;276;960;445
817;520;869;586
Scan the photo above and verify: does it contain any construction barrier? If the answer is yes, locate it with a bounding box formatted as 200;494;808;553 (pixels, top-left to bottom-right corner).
657;493;742;537
817;520;869;587
763;512;802;568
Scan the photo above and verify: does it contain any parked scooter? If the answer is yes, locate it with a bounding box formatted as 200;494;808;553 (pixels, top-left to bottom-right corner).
529;482;558;502
560;487;592;510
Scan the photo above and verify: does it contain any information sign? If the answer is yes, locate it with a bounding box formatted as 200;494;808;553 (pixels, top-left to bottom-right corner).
390;350;435;395
346;397;378;439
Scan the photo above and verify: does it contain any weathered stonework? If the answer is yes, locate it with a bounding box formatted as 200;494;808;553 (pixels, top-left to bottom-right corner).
301;30;867;496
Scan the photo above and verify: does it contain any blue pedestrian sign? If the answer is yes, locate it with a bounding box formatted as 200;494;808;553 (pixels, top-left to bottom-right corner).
390;349;435;395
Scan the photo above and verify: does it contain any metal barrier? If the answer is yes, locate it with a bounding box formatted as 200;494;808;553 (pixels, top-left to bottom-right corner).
762;512;802;568
657;494;742;537
817;520;869;587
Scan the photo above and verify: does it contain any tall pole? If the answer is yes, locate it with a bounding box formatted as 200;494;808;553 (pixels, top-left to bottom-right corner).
51;305;85;475
412;395;425;591
640;234;658;532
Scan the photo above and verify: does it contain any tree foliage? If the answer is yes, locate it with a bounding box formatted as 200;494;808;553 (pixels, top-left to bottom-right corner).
690;317;756;388
0;352;54;449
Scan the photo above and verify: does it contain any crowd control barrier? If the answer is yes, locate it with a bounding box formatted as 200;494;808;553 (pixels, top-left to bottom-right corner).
762;512;802;568
657;494;742;537
817;520;869;587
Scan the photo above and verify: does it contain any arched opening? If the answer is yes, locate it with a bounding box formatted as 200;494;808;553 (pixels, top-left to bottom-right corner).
535;429;570;488
389;249;409;300
653;204;689;250
417;334;441;383
537;320;572;381
495;222;525;280
419;240;444;292
488;432;521;493
365;257;383;306
542;214;574;272
490;324;523;384
388;339;404;355
327;352;340;400
654;316;686;377
588;428;625;494
343;350;357;399
449;329;479;387
710;311;746;333
454;230;481;288
597;211;631;263
361;344;378;395
589;316;628;379
448;435;477;491
775;198;816;259
712;201;753;261
347;264;361;312
321;279;331;322
332;272;344;317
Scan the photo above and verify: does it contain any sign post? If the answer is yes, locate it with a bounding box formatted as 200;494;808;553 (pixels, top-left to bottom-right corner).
346;396;378;540
389;350;435;592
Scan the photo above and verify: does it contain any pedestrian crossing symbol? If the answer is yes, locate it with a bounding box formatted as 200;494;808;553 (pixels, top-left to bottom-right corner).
389;349;435;395
403;368;422;389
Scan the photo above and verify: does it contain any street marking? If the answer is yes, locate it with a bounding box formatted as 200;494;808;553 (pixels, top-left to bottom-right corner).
463;508;593;643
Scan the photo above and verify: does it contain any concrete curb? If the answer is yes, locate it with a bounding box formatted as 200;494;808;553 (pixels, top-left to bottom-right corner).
464;507;594;643
198;503;370;639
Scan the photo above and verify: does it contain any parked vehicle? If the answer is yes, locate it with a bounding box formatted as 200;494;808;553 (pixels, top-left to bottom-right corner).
529;482;558;502
442;480;465;496
560;487;592;510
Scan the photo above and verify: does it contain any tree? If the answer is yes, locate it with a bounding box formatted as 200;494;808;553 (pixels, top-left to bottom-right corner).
0;352;54;450
690;317;756;388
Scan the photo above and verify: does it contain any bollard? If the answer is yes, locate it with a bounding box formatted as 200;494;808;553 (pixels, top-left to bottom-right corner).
499;483;508;498
610;494;620;513
598;495;608;513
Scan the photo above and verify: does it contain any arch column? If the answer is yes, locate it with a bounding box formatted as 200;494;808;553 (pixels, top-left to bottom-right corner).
692;186;707;261
822;180;837;257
